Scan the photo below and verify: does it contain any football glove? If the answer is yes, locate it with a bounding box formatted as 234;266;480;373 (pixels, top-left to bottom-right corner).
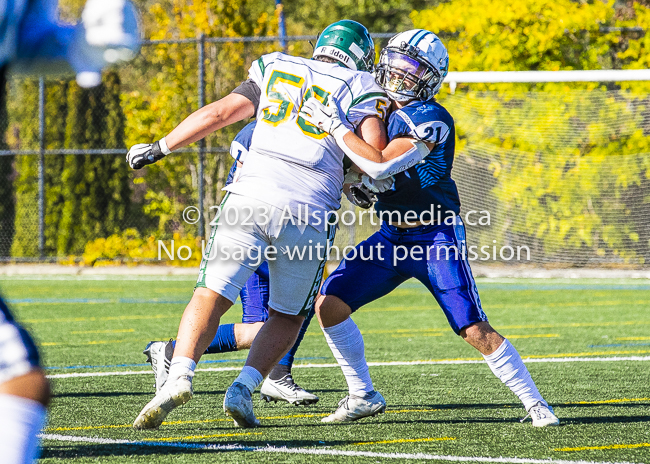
299;97;345;135
346;184;376;209
126;141;166;169
361;174;394;193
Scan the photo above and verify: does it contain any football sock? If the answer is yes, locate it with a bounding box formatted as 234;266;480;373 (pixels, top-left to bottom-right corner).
204;323;238;354
482;339;546;411
0;394;47;464
168;356;196;381
322;317;374;397
272;304;315;379
268;363;291;381
234;366;263;394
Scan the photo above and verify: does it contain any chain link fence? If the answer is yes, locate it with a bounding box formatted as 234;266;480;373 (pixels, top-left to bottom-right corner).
2;33;649;267
1;34;396;264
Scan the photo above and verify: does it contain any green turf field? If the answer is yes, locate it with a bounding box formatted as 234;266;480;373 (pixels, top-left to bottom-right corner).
2;276;649;463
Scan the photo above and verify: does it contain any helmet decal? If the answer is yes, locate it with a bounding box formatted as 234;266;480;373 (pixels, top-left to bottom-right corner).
312;20;375;72
313;45;355;70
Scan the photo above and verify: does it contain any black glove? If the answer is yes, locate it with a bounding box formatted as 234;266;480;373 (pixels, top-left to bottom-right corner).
348;185;376;209
126;140;166;169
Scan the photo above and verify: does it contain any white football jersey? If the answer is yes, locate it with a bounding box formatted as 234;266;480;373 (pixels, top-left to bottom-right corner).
225;52;389;231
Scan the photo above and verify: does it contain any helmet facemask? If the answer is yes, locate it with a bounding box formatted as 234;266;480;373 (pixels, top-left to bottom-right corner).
376;46;441;102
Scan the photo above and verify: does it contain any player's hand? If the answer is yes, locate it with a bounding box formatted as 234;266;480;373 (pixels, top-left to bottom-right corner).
361;174;394;193
299;97;344;135
345;184;376;209
126;141;166;169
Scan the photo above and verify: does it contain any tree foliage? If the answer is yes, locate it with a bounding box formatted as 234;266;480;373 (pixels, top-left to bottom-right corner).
58;73;130;255
283;0;434;34
121;0;278;237
10;79;67;258
11;73;130;257
0;72;14;257
414;0;650;264
6;0;650;265
413;0;616;72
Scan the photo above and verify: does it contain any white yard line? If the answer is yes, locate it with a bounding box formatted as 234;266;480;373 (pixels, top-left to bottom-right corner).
45;356;650;379
39;434;641;464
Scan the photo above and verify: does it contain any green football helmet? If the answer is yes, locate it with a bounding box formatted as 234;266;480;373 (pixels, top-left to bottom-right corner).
312;20;375;72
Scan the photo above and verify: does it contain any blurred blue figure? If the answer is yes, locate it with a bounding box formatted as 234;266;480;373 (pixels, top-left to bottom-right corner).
0;1;140;462
3;0;140;86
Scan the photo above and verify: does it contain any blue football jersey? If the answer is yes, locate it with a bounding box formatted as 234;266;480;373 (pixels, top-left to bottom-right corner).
375;99;461;221
226;121;257;185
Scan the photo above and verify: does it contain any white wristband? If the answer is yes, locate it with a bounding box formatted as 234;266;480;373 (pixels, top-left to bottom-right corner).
158;137;172;155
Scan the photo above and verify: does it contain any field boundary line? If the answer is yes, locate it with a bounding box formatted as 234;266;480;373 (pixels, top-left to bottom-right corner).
39;434;641;464
45;356;650;379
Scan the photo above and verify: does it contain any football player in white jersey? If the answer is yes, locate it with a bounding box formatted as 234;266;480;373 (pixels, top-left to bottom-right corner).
300;30;559;427
128;20;424;429
142;122;320;406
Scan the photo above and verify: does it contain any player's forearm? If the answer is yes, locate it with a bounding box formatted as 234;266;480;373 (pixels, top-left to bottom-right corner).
127;95;255;170
164;105;225;151
333;130;430;180
337;130;422;163
341;131;384;163
165;94;255;151
333;131;393;179
354;115;388;154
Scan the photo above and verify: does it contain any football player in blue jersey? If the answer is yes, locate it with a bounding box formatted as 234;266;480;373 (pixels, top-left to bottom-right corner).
143;122;319;406
300;29;560;427
0;1;139;461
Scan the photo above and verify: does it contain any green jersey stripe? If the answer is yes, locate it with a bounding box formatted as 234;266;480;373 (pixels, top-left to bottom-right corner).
257;57;266;77
348;91;388;109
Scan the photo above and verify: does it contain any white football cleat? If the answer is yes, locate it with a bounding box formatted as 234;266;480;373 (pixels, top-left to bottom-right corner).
133;376;193;430
143;340;173;392
260;375;319;406
322;391;386;423
523;402;560;427
223;382;260;428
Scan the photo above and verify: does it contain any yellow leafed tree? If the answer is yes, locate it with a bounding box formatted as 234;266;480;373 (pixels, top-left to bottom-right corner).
121;0;279;236
413;0;650;265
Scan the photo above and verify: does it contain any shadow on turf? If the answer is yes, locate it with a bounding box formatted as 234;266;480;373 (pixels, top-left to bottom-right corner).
53;391;156;398
562;402;650;410
40;439;355;459
396;401;650;411
394;401;524;411
51;389;236;399
559;415;650;425
386;402;650;426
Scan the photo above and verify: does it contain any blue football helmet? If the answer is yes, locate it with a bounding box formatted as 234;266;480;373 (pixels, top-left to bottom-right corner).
376;29;449;102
